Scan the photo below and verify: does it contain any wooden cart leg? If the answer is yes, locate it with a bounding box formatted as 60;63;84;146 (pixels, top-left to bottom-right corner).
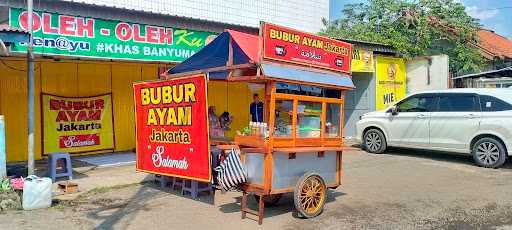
241;192;248;219
240;192;265;224
258;195;265;225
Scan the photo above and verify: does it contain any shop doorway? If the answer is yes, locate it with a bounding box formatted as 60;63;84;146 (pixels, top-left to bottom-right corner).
343;73;375;138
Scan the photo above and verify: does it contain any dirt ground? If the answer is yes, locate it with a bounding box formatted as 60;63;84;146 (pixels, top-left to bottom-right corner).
4;148;512;230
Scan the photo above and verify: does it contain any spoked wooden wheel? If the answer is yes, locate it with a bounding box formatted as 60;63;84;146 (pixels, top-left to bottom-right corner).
294;172;326;218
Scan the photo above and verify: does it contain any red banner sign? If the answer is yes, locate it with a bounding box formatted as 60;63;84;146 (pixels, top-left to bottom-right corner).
133;75;210;182
42;94;114;155
59;134;100;148
262;22;353;73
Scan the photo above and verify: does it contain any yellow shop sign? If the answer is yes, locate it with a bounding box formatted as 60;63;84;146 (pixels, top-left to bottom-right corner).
351;49;374;72
375;56;406;110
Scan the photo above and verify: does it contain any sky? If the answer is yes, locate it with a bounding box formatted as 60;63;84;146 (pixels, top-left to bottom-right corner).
329;0;512;39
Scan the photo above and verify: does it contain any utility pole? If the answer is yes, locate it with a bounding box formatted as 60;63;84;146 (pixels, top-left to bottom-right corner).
27;0;35;175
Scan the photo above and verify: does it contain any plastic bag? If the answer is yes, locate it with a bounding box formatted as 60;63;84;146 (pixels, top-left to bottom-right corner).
22;175;52;210
215;148;247;192
11;177;24;190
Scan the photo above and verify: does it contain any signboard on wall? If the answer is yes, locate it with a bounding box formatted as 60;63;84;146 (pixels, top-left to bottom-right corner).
42;94;114;154
351;49;374;72
9;8;217;62
133;75;210;182
262;22;352;73
375;56;406;110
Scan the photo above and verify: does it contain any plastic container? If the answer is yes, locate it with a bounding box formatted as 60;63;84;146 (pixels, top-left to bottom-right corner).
255;122;261;137
263;123;269;138
249;122;255;135
22;175;52;210
0;115;5;178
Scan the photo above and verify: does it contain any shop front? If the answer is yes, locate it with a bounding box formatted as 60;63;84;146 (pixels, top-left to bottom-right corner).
344;48;375;138
0;8;218;162
343;46;407;138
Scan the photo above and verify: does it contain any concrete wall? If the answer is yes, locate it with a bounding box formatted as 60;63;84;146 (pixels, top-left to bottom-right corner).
406;55;449;94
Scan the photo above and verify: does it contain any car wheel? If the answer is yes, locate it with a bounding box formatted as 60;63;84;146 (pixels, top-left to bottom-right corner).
363;129;387;154
472;137;507;168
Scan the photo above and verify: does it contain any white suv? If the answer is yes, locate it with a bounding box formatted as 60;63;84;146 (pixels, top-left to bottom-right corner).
356;89;512;168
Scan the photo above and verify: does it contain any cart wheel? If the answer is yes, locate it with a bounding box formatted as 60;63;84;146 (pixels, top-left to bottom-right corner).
253;194;283;207
294;171;326;218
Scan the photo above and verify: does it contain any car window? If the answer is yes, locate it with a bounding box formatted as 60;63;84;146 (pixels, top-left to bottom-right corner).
437;95;479;112
397;96;434;112
479;95;512;112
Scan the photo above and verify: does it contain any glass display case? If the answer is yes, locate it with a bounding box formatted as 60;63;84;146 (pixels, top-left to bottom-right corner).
272;82;344;147
297;101;322;138
326;103;341;137
233;82;344;148
274;100;294;137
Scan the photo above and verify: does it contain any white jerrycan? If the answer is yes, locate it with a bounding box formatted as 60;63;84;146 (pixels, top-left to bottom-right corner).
22;175;52;210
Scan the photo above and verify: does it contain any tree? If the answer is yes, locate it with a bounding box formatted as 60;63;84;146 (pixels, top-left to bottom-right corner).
322;0;484;74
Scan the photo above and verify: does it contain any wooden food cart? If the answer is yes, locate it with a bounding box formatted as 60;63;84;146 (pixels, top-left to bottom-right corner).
161;22;354;224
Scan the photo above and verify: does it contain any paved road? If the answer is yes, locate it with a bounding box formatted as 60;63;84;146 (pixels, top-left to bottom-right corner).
4;148;512;230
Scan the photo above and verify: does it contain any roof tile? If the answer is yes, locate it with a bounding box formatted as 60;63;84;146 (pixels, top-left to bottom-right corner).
478;29;512;59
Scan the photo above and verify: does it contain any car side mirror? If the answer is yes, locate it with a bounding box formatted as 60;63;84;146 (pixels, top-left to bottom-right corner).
387;106;398;116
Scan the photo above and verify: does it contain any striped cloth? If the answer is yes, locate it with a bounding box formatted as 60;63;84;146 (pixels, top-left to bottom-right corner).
215;148;247;191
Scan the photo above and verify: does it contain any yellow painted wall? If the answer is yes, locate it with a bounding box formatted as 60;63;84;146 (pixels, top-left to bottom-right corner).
0;57;261;162
0;57;169;162
207;81;264;137
111;63;141;151
0;59;41;162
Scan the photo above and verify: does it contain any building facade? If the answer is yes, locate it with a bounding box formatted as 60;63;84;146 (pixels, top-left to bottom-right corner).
406;55;449;93
0;0;329;162
453;30;512;88
60;0;329;33
341;40;405;138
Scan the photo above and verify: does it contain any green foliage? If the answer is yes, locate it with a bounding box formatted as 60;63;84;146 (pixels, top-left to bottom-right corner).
0;178;12;193
322;0;485;73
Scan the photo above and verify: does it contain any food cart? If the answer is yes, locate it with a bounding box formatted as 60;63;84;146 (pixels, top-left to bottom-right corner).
134;22;354;225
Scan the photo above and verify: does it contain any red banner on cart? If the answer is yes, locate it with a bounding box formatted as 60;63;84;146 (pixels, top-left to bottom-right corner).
133;75;211;182
262;22;353;73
